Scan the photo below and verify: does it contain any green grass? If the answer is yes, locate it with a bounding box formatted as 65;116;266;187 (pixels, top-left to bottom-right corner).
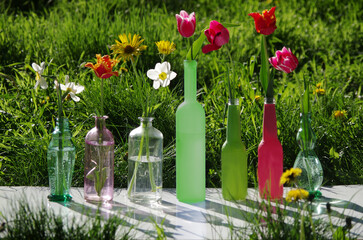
0;0;362;189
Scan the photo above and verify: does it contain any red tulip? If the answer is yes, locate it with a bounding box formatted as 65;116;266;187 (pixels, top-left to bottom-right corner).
248;7;277;35
269;47;298;74
85;54;119;79
202;20;229;54
176;10;196;38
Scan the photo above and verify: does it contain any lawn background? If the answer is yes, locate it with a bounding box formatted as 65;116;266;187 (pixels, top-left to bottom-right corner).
0;0;362;189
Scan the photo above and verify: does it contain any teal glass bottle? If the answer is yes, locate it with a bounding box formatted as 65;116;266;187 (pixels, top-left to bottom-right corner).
221;99;248;201
293;112;323;191
47;118;76;201
176;60;205;203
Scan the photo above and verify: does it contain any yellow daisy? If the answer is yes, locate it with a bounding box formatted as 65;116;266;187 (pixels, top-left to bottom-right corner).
333;110;347;119
111;33;147;62
254;95;262;102
286;189;309;202
280;168;302;186
155;40;176;55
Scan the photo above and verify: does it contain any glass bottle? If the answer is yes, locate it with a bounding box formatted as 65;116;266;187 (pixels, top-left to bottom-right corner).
221;99;248;201
258;100;283;200
176;60;205;203
127;117;163;203
293;113;323;191
47;118;76;201
84;116;114;203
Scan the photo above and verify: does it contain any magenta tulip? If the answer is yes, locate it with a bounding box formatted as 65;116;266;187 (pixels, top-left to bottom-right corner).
202;20;229;54
269;47;298;74
176;10;196;38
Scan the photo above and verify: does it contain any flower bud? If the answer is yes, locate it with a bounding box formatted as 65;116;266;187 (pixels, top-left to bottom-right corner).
269;47;298;74
176;10;196;38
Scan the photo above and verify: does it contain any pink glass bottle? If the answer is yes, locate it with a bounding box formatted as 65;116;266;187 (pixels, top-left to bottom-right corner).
84;116;114;202
258;100;283;200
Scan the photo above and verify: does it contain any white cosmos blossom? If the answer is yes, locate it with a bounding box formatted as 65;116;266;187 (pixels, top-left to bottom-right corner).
32;62;48;89
59;75;85;102
146;62;177;89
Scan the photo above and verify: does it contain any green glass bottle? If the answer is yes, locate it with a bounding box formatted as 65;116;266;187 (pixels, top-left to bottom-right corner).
221;99;248;200
176;60;205;203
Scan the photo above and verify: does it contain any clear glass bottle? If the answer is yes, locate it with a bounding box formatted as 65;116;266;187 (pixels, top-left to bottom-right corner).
221;99;248;201
293;112;323;191
258;100;283;200
176;60;205;203
127;117;163;203
84;116;114;202
47;118;76;202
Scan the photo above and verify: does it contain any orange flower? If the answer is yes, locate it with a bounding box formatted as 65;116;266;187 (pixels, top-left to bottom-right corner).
333;110;347;119
85;54;119;79
248;7;277;35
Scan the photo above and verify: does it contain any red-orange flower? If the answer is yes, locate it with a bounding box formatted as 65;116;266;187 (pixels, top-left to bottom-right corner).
248;6;277;35
85;54;119;79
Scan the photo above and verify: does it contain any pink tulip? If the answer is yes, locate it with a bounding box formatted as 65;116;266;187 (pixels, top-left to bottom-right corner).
202;20;229;54
269;47;298;74
176;10;196;38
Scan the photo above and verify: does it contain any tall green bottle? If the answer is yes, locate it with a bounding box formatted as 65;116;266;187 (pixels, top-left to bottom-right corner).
221;99;248;200
176;60;205;203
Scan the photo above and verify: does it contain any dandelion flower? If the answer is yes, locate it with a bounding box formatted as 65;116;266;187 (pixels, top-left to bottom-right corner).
155;41;176;55
333;110;347;119
286;189;309;202
32;62;48;89
111;33;147;62
255;95;262;102
280;168;302;186
316;83;322;88
147;62;177;89
59;75;85;102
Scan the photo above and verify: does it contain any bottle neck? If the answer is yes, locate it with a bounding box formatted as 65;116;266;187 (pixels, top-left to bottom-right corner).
226;99;242;143
53;118;71;138
139;117;153;128
262;102;278;140
184;60;197;102
95;116;108;130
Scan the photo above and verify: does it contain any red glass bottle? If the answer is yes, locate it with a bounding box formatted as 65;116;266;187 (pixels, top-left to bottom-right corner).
258;101;283;199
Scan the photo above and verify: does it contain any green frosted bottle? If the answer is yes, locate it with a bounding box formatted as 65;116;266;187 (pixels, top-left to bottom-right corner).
221;99;248;201
176;60;205;203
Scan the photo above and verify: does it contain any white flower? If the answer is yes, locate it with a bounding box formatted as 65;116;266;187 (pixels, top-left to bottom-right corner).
32;62;48;89
147;62;177;89
59;75;85;102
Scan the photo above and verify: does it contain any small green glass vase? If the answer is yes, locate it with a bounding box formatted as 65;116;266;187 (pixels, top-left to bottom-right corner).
293;112;323;191
47;118;76;201
221;99;248;201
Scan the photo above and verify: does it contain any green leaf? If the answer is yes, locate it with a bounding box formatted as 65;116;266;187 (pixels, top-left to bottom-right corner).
86;172;95;181
221;22;240;28
260;36;269;95
249;56;256;79
186;31;206;60
333;227;345;240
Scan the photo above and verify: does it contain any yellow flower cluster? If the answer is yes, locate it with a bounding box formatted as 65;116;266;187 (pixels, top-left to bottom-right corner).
333;110;347;119
314;83;325;96
155;40;176;56
286;189;309;202
110;33;147;62
280;168;302;186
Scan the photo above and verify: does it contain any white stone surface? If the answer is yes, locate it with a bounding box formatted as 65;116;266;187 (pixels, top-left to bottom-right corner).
0;186;362;239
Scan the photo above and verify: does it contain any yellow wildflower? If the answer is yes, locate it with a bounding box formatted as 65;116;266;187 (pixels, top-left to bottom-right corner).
333;110;347;119
255;95;262;102
316;83;322;88
155;41;176;55
110;33;147;62
280;168;302;186
286;189;309;202
314;88;326;96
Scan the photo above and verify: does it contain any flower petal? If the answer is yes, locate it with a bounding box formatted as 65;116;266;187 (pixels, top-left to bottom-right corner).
32;63;41;72
202;44;221;54
169;71;177;81
69;92;80;102
39;77;48;89
153;80;161;89
147;69;160;80
75;85;85;94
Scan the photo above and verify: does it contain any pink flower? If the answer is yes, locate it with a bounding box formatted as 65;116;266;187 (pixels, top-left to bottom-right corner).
176;10;196;38
269;47;298;73
202;20;229;54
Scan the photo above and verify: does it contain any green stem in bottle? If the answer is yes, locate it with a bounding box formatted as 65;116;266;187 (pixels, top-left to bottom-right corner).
56;82;63;195
260;35;273;103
